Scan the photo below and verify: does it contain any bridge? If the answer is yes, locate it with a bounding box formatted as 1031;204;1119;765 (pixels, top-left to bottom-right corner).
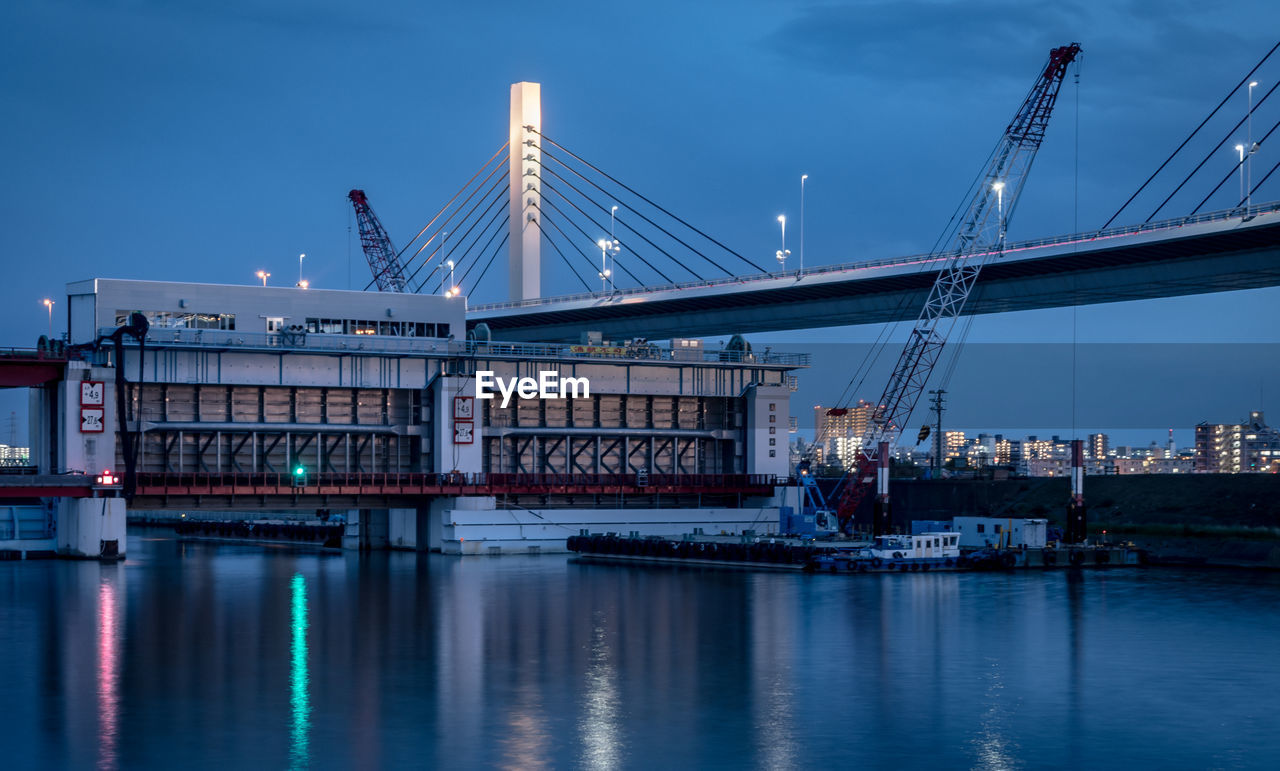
467;203;1280;342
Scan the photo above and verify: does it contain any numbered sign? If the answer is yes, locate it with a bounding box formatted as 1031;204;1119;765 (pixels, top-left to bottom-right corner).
453;420;474;444
80;407;105;433
453;395;474;420
80;381;105;406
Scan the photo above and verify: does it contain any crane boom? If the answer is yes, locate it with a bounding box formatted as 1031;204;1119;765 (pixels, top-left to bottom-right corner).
827;43;1081;532
348;189;409;292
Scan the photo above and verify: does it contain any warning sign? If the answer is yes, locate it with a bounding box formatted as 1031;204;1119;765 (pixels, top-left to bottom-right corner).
453;420;474;444
80;381;105;406
80;407;105;433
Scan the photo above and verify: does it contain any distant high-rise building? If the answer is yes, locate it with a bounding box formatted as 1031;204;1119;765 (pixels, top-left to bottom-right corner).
813;400;873;467
1088;433;1110;460
1195;411;1280;473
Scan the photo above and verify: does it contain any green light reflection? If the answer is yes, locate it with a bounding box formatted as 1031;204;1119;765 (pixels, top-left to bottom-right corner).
290;572;311;770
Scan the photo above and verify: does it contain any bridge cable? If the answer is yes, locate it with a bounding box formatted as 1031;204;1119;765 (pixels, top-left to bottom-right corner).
1100;39;1280;229
1241;155;1280;203
536;176;679;283
532;130;769;273
393;142;509;264
536;161;710;280
402;175;509;292
456;213;512;290
538;146;739;277
535;192;646;286
1189;113;1280;214
530;211;597;291
468;232;512;298
390;154;510;291
420;182;512;292
1146;80;1280;221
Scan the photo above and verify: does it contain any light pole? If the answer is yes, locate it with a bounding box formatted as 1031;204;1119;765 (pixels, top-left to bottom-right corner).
257;270;270;287
992;181;1006;244
297;253;305;287
1236;144;1246;207
775;215;790;271
800;174;808;273
1248;80;1259;211
597;238;618;293
610;205;618;239
42;298;54;339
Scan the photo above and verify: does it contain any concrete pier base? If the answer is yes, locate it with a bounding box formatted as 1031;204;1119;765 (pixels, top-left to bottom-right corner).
342;508;390;551
56;498;126;559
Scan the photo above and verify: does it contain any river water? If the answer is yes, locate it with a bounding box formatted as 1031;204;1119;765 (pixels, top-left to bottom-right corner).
2;533;1278;769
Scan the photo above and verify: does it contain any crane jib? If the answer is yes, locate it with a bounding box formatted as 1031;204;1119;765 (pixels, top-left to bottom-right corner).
809;43;1082;529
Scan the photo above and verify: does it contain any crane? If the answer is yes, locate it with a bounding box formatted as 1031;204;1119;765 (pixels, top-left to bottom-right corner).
348;189;409;292
802;43;1082;536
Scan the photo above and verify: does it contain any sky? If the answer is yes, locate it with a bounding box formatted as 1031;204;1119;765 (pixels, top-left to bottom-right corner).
2;0;1279;446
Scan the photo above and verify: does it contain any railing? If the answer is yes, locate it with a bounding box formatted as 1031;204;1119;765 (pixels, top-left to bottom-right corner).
132;470;785;495
100;328;810;366
470;201;1280;312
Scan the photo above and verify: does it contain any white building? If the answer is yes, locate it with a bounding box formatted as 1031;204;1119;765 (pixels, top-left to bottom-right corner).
952;517;1048;549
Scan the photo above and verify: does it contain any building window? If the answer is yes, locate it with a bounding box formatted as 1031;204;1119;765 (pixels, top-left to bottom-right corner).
769;415;776;423
769;427;776;434
977;524;985;533
769;450;776;457
267;317;284;333
769;403;776;411
769;438;776;446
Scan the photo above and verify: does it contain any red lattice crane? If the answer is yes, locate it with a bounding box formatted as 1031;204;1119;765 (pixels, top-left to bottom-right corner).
348;189;408;292
812;43;1082;535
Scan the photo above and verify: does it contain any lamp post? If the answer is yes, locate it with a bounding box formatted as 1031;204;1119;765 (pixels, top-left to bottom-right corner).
1236;144;1246;207
597;238;619;293
297;253;305;287
992;181;1006;244
800;174;808;273
257;270;270;287
42;298;54;339
775;215;790;271
1248;80;1259;211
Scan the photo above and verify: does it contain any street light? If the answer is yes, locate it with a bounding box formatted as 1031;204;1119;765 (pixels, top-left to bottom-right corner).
1236;144;1246;207
800;174;808;273
42;298;54;339
775;215;790;271
1247;80;1259;211
297;279;309;290
442;260;455;295
597;238;619;292
297;253;305;287
257;270;270;287
992;181;1006;244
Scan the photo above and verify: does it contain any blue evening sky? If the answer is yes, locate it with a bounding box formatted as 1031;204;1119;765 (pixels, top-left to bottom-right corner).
2;1;1279;445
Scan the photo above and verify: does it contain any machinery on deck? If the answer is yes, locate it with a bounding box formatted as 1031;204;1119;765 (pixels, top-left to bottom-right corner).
348;189;409;292
800;43;1082;537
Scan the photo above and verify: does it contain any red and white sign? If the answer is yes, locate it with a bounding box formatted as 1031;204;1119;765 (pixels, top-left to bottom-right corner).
80;380;105;406
453;420;474;444
80;407;105;433
453;395;474;420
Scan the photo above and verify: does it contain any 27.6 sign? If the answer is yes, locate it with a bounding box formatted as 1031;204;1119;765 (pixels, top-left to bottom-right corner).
80;407;105;433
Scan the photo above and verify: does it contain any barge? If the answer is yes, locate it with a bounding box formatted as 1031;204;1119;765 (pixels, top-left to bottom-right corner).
566;531;1145;573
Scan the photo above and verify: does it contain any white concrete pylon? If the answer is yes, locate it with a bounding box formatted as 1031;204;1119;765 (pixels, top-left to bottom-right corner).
509;82;542;301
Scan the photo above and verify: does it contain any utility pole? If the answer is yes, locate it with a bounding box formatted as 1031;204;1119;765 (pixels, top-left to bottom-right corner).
929;389;946;477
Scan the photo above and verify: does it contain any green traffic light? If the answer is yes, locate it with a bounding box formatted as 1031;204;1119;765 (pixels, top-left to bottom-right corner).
294;466;305;476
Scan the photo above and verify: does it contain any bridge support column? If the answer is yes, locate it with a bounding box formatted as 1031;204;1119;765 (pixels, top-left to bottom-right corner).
388;507;427;551
342;508;390;551
508;81;541;301
55;498;126;560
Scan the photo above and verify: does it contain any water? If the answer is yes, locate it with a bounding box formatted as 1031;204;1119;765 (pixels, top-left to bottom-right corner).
3;534;1279;769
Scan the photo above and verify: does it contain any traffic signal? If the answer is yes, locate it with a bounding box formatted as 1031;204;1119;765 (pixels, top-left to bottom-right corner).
292;464;307;487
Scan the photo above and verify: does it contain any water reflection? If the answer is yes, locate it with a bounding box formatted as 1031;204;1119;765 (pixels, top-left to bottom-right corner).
97;569;122;771
579;612;621;770
289;572;310;770
5;539;1280;768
